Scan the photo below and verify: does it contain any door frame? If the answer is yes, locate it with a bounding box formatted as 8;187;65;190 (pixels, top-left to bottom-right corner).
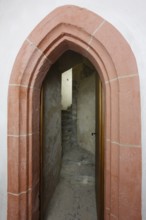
96;74;104;220
7;5;141;220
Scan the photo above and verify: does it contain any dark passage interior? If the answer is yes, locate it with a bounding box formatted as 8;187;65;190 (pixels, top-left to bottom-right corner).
40;51;103;220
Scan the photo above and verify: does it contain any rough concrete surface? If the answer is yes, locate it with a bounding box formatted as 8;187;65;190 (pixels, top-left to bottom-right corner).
45;147;97;220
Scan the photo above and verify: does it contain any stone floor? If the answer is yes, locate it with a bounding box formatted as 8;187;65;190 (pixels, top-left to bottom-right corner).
45;147;97;220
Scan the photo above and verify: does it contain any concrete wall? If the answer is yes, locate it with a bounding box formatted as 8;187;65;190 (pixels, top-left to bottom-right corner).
42;67;62;218
0;0;146;219
77;71;96;154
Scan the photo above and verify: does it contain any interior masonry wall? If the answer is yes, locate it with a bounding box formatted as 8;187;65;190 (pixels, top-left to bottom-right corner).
42;66;62;218
74;64;96;154
0;1;146;219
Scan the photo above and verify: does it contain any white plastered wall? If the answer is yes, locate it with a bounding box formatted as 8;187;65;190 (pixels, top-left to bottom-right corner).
0;0;146;219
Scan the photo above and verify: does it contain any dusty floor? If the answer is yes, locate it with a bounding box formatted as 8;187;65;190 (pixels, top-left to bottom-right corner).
45;147;97;220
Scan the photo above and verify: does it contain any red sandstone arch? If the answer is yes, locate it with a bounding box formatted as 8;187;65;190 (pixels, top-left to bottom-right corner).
8;5;141;220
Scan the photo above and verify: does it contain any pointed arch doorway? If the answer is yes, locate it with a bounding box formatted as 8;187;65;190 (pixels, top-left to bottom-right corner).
40;50;104;219
8;5;141;220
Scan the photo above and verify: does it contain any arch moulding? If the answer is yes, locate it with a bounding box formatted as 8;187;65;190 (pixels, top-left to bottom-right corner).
8;5;141;220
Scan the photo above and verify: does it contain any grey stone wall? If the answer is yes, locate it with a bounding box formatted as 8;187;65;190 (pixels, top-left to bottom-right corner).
42;66;62;218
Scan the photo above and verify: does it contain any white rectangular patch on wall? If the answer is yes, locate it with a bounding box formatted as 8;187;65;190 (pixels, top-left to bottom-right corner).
61;68;72;110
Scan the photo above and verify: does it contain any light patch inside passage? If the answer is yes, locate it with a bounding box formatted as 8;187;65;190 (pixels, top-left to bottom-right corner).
61;68;72;110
